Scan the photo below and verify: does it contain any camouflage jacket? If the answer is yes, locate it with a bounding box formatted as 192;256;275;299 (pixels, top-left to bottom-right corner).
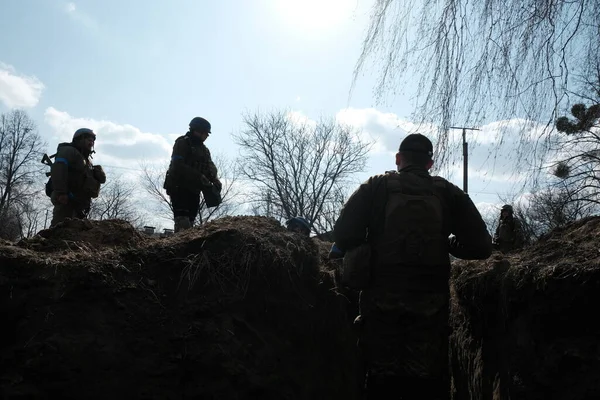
50;142;106;204
494;216;524;248
163;133;218;195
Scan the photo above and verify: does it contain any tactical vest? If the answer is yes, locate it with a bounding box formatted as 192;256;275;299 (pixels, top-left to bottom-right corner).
164;135;216;193
497;219;516;243
370;172;449;268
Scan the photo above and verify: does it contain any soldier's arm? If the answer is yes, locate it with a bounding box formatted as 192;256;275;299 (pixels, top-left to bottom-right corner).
333;177;377;252
50;146;77;194
447;186;493;260
169;139;211;188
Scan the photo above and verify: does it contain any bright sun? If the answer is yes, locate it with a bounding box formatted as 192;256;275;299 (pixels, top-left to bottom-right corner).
275;0;357;32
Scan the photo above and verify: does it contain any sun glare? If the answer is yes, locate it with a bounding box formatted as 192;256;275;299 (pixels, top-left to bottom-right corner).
275;0;356;33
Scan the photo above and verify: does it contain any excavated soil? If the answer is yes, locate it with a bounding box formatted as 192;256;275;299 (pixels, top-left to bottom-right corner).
2;215;600;399
0;216;360;400
450;216;600;400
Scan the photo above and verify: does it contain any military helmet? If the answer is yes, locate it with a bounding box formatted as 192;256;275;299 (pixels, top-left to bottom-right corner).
189;117;211;133
72;128;95;141
501;204;513;212
286;216;310;233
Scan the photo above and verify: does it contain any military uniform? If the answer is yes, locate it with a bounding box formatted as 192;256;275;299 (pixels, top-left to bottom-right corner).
493;207;524;252
49;142;106;226
334;165;492;399
163;132;220;231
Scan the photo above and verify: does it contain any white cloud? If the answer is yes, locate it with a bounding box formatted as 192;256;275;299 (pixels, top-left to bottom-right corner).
336;107;442;156
0;62;45;108
63;2;99;31
286;110;316;128
44;107;173;168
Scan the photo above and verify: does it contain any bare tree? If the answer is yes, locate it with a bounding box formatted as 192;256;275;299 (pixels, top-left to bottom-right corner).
87;175;143;226
504;183;597;243
233;109;372;235
0;110;46;239
139;161;174;222
14;196;49;238
139;153;240;227
354;0;600;179
550;101;600;206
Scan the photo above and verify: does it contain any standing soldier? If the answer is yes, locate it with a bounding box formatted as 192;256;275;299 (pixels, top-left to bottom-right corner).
48;128;106;226
333;133;492;399
493;204;524;252
163;117;222;232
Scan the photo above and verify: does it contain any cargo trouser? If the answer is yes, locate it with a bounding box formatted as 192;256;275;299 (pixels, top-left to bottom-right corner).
50;192;88;227
357;287;451;400
169;188;200;232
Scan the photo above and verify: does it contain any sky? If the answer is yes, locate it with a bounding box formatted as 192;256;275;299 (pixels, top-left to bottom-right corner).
0;0;537;229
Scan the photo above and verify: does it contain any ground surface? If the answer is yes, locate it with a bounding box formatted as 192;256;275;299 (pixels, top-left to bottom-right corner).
2;215;599;399
0;216;359;400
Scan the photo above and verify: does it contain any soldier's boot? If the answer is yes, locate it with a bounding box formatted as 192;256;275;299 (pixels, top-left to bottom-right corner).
174;216;192;233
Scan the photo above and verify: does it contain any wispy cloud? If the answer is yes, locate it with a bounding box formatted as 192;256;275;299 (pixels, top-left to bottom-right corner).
0;62;45;108
44;107;173;167
63;2;99;32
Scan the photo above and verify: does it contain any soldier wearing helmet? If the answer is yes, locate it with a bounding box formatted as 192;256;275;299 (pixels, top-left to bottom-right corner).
493;204;524;252
285;216;311;237
48;128;106;226
163;117;222;232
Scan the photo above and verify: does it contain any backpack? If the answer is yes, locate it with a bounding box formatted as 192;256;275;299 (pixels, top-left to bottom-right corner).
45;177;54;197
371;172;448;266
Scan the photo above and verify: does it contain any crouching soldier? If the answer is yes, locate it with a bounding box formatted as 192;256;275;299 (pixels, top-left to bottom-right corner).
48;128;106;226
163;117;222;232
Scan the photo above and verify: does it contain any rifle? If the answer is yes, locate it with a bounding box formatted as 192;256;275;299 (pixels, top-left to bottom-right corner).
41;153;55;177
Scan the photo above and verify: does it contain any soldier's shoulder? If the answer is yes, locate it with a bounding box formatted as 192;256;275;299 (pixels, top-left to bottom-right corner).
174;135;189;144
55;143;80;158
431;175;461;192
366;171;394;185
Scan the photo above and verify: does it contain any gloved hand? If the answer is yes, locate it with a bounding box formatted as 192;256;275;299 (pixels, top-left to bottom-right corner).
328;243;345;260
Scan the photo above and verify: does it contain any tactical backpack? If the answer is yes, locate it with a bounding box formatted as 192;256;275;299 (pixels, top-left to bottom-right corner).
371;172;448;267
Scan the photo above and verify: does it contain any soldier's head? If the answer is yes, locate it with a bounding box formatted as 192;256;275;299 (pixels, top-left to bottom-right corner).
501;204;513;219
286;216;311;237
396;133;434;170
189;117;211;142
72;128;96;155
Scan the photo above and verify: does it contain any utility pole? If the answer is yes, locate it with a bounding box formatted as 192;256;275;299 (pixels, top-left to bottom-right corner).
449;126;480;194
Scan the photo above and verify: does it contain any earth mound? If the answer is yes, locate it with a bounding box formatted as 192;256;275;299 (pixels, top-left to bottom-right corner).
17;218;147;252
450;216;600;400
0;216;360;400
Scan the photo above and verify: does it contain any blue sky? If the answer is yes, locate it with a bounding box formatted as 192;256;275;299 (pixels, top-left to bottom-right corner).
0;0;532;228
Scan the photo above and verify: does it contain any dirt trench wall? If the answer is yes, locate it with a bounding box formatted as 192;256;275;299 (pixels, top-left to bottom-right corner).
450;217;600;400
0;217;360;400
